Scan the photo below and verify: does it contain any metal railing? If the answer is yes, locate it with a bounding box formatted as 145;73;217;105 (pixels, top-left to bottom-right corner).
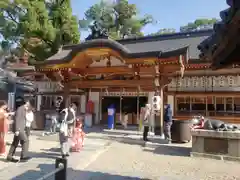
36;158;67;180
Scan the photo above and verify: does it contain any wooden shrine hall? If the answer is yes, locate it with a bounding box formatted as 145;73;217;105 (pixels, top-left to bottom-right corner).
20;26;240;130
22;36;187;131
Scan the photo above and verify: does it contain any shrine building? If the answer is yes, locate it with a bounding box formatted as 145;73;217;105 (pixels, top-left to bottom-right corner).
19;18;240;129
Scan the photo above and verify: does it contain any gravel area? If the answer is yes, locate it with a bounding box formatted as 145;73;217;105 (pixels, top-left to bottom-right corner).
82;142;240;180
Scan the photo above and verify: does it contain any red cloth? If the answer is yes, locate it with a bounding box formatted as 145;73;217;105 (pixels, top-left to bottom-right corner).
71;127;85;152
0;112;7;154
191;119;204;130
0;114;8;133
0;134;6;154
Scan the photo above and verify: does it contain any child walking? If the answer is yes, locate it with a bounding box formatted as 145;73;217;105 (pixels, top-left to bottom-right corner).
71;119;85;152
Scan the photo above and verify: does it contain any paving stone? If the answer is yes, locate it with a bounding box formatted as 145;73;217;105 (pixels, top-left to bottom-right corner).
0;133;111;180
76;139;240;180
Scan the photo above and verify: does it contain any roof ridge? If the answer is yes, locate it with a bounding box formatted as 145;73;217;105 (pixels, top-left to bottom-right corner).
117;29;213;44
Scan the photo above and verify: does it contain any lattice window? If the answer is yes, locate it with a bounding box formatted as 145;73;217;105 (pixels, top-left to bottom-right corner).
237;75;240;86
183;77;189;87
219;76;225;87
228;76;234;87
212;76;219;87
201;77;206;88
192;77;198;87
207;77;213;87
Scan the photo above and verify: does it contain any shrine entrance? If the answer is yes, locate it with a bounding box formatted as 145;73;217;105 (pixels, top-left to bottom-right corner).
25;38;188;135
101;93;148;126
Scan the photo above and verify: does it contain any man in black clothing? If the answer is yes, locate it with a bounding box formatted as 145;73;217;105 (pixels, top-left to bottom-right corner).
164;104;173;143
7;101;31;162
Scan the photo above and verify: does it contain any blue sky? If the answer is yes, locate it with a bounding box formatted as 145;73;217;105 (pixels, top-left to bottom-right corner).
71;0;228;39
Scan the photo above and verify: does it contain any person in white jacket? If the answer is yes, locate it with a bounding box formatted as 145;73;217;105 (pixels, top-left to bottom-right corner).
25;105;34;137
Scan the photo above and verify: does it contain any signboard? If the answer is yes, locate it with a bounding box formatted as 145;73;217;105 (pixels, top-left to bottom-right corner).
103;92;148;97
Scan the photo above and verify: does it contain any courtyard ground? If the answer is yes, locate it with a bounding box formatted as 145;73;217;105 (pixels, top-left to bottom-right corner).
0;128;239;180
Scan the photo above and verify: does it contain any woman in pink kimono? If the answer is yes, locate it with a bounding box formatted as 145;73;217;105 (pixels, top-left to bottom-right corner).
0;101;9;156
71;119;85;152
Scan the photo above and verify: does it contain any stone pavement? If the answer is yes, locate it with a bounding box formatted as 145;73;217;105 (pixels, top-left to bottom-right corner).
0;131;111;180
80;141;240;180
1;128;239;180
64;128;240;180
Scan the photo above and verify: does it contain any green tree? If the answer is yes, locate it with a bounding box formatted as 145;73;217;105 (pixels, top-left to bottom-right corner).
150;28;176;36
0;0;80;62
180;18;218;32
79;0;154;39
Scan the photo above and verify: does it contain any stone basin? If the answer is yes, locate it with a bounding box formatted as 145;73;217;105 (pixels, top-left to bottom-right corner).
191;129;240;161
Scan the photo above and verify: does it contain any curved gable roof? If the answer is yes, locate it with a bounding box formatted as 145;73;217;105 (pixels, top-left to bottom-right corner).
42;38;189;65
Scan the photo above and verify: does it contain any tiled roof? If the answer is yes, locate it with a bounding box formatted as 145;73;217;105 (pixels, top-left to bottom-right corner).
43;30;212;64
120;31;210;59
0;69;36;92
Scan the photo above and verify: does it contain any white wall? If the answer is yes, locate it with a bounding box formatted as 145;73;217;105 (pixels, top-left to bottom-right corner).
80;95;86;113
88;92;100;124
167;95;174;116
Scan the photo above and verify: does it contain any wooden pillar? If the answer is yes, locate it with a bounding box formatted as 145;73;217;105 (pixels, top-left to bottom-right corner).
120;88;122;124
159;86;164;137
137;89;140;128
63;83;70;107
158;75;169;137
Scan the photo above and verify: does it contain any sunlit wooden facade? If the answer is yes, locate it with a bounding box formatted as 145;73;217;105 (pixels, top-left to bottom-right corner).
19;26;240;129
20;37;187;130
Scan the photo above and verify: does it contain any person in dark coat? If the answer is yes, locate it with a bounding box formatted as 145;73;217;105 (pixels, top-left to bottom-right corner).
164;104;173;143
143;104;152;141
7;101;31;162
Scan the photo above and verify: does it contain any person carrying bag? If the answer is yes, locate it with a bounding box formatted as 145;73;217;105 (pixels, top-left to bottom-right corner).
59;106;75;158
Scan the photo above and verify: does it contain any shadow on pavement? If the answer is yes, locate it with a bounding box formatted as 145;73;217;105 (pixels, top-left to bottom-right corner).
11;163;148;180
86;134;146;146
143;144;191;157
28;150;61;159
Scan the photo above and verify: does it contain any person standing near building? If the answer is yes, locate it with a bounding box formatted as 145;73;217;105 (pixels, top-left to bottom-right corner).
143;104;152;141
7;101;31;163
164;104;173;144
0;101;9;157
71;119;85;152
25;105;34;137
59;103;75;158
68;103;77;136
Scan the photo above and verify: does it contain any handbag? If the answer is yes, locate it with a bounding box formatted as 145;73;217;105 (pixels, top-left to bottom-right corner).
60;121;68;136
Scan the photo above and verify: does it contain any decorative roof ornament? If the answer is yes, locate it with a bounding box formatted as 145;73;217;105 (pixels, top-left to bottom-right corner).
85;21;109;41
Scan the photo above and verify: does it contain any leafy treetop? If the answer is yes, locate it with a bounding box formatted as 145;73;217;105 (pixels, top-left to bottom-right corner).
79;0;154;40
0;0;80;62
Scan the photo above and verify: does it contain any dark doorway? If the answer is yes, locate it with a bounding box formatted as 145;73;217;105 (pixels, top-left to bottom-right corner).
101;96;148;126
121;96;147;125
